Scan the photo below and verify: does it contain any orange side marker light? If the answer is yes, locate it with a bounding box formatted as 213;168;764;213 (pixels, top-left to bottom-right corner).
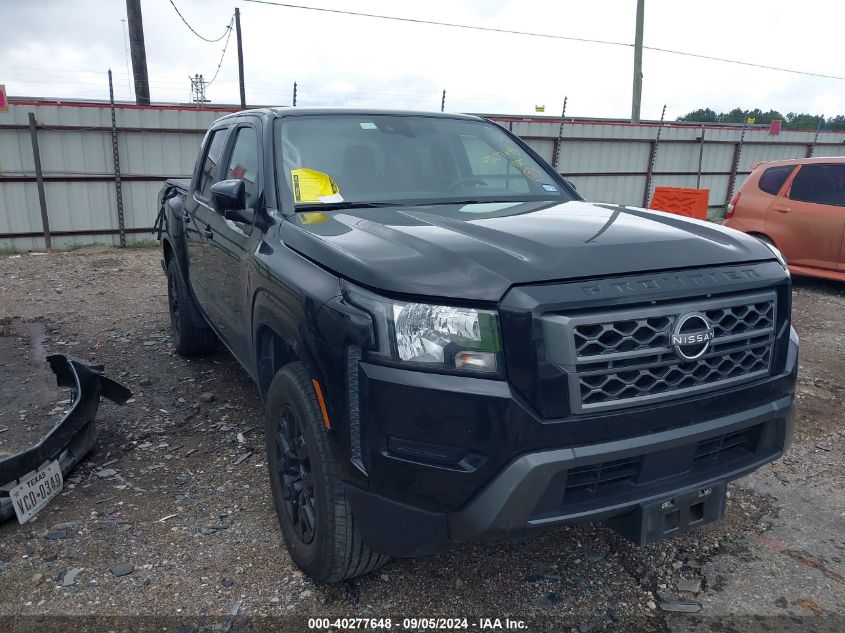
311;378;331;429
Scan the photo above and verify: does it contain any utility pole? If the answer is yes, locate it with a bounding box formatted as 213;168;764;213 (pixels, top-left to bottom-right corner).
292;81;297;106
441;89;446;112
235;7;246;109
125;0;150;105
631;0;644;123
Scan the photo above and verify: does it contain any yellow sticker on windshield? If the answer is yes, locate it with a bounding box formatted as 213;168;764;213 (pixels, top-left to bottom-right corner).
290;168;342;204
298;212;329;224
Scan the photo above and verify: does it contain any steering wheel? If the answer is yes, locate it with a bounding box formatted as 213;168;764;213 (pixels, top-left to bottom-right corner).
446;176;489;191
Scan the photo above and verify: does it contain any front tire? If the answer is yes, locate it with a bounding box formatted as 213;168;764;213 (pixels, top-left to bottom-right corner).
166;258;216;355
265;362;388;582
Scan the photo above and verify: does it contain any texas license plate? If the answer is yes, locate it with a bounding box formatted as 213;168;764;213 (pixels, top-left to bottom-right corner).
10;460;63;524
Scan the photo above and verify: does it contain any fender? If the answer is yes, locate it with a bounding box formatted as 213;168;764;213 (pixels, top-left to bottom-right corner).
159;189;189;275
251;228;377;482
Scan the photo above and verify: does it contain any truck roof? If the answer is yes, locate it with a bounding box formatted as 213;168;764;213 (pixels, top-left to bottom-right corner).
216;107;485;123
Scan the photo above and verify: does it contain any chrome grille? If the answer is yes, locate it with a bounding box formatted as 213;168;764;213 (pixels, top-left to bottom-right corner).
579;343;771;406
542;291;777;413
574;316;672;357
573;300;774;360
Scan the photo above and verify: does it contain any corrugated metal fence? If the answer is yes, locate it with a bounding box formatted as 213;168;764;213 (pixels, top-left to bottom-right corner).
0;100;234;251
2;99;845;251
507;116;845;209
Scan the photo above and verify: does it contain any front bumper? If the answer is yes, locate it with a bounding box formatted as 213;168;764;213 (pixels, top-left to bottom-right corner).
344;329;797;558
449;395;792;541
0;355;131;522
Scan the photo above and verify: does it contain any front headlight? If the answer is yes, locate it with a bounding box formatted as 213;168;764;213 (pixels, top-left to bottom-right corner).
345;285;502;375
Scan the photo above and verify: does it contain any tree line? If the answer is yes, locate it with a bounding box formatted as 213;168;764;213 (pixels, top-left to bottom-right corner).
676;108;845;131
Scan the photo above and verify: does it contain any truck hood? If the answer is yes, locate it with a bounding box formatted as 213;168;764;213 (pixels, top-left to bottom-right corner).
280;200;775;302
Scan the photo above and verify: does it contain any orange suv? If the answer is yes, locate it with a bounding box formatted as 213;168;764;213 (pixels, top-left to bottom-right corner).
725;156;845;281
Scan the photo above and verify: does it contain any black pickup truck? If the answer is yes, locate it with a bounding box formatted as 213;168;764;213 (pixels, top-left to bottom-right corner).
156;108;797;582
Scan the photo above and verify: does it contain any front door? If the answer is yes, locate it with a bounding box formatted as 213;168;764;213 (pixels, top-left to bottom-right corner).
186;126;229;310
204;123;262;362
765;162;845;271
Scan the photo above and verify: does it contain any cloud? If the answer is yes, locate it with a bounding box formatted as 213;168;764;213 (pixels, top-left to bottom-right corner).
0;0;842;119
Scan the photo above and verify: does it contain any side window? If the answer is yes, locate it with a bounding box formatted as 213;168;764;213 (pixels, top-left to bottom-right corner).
757;165;793;196
788;164;845;207
223;127;260;209
196;128;228;199
460;135;531;193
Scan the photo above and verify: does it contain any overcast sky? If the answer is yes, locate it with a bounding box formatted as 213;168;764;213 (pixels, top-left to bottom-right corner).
1;0;842;120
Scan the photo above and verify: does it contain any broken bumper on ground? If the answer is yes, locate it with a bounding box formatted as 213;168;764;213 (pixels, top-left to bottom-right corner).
0;355;131;522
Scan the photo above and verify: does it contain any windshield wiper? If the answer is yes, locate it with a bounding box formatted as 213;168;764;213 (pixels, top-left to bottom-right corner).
295;201;398;211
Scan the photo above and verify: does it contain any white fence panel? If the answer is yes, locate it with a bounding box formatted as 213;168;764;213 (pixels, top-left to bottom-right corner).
3;100;845;251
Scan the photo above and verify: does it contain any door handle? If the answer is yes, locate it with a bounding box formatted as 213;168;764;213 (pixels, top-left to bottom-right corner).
772;205;790;213
203;227;214;239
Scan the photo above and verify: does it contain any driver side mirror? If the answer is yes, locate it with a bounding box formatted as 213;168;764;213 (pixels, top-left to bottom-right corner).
210;179;254;224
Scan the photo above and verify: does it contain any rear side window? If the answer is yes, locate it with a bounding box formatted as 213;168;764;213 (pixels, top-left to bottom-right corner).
224;127;260;208
757;165;793;195
196;128;228;199
789;164;845;207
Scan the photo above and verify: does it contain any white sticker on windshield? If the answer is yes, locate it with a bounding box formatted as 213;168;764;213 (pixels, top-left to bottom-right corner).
359;122;377;129
318;193;344;203
541;183;559;192
458;202;522;214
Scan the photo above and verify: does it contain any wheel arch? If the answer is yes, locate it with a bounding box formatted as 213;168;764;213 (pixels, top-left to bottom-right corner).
254;320;300;399
158;191;192;285
252;288;323;402
747;230;779;249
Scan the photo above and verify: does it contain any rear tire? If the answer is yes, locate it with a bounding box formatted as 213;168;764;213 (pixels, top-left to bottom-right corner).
265;362;388;582
166;258;216;355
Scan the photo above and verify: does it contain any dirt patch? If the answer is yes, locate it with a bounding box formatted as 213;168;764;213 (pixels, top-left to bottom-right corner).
0;318;72;457
790;276;845;439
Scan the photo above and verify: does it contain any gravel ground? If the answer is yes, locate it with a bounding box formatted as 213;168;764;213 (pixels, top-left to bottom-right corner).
0;247;843;632
0;318;58;456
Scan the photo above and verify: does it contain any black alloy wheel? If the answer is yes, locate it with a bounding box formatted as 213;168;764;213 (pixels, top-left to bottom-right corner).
274;404;317;545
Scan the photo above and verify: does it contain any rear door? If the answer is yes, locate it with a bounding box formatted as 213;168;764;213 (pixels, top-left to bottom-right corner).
765;162;845;271
203;120;262;362
187;125;230;308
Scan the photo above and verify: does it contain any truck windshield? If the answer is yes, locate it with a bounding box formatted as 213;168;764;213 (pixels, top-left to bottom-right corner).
275;114;572;208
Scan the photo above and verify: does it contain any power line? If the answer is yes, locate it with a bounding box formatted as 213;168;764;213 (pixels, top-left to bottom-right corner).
121;18;133;101
168;0;232;42
205;17;235;86
645;46;843;81
242;0;631;48
242;0;845;81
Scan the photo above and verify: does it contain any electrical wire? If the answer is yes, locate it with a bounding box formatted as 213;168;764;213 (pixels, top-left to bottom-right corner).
242;0;845;81
241;0;631;48
644;46;843;80
168;0;232;42
205;17;235;86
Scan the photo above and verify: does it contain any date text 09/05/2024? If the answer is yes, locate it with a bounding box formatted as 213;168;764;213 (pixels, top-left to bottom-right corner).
307;618;527;630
